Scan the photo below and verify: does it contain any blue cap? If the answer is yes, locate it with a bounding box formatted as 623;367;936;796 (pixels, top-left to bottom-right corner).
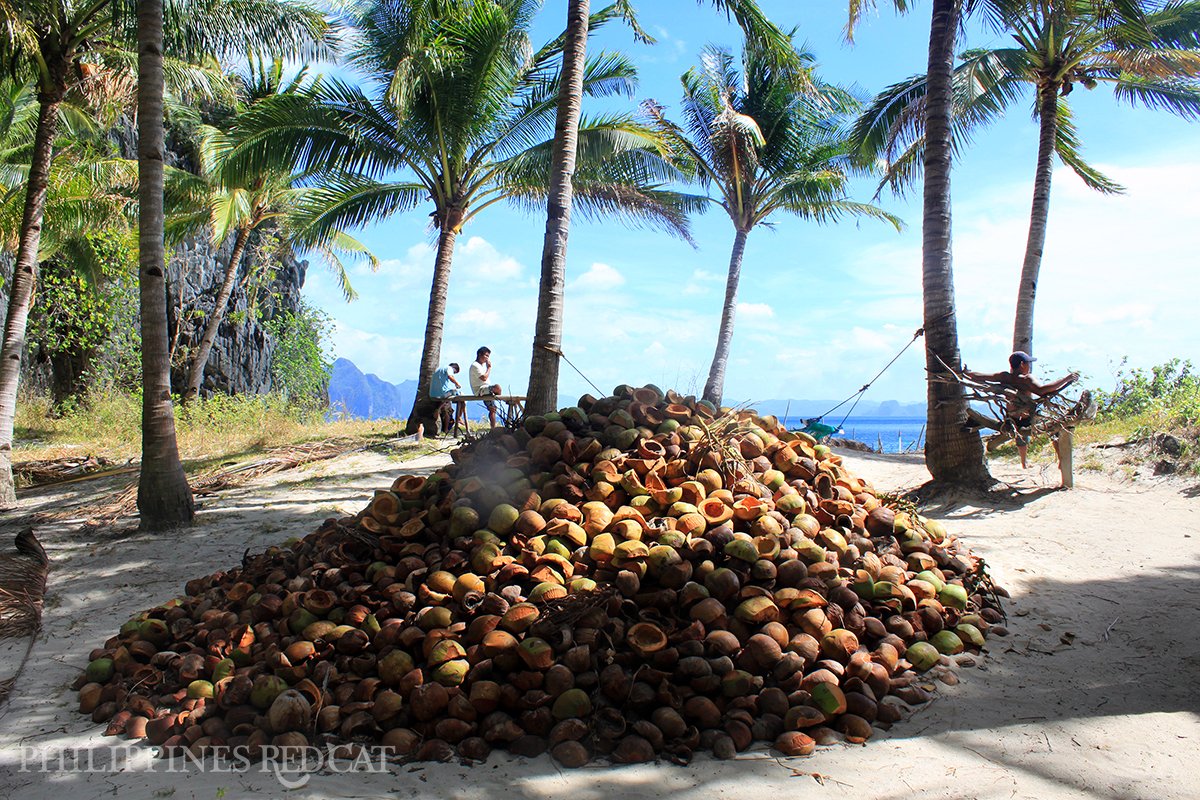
1009;351;1037;369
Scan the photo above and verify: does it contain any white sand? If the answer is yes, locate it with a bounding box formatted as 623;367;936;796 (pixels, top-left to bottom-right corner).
1;446;1197;800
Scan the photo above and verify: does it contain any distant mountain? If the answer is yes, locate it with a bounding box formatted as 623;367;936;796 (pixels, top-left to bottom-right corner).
328;358;417;420
739;398;926;419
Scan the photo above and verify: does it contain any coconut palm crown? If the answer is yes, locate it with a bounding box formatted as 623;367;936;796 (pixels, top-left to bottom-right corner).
167;59;380;403
644;39;900;406
850;0;1200;354
221;0;700;432
0;0;334;506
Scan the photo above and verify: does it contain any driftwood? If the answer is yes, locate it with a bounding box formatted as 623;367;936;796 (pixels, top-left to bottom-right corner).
929;358;1096;439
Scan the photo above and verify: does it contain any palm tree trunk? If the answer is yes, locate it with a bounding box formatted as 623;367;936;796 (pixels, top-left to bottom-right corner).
404;220;459;435
0;90;62;506
1012;84;1059;356
703;228;749;407
525;0;590;416
183;226;252;403
137;0;194;529
921;0;990;486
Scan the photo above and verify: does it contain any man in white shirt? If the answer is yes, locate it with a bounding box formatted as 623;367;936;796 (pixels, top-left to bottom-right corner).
469;346;501;429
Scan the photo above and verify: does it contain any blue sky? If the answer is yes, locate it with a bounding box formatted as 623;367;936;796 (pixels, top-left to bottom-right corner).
301;1;1200;406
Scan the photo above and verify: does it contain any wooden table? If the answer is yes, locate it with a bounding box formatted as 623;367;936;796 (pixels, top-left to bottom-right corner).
438;394;526;434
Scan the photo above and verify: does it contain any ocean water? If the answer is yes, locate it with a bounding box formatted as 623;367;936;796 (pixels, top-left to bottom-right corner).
779;416;927;454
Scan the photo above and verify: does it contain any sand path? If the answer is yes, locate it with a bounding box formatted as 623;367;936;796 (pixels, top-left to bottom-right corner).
0;446;1196;800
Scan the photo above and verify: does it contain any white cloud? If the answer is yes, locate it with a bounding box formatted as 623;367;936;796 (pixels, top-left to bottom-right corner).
736;302;775;324
329;322;421;383
457;236;523;281
682;268;724;295
570;262;626;292
454;308;505;329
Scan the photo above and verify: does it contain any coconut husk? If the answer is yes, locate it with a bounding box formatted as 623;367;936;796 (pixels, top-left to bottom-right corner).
0;530;49;705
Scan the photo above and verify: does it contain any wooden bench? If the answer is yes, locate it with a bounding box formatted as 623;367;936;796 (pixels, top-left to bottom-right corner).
436;394;526;435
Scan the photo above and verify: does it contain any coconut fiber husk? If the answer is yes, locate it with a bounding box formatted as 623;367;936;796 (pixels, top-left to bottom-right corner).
0;530;49;705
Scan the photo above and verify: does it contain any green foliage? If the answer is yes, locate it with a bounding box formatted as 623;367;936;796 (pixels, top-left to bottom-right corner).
1095;358;1200;427
28;231;141;395
264;301;333;410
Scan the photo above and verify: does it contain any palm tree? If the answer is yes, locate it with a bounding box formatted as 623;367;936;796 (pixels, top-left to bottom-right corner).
171;60;377;404
854;1;1200;356
848;0;992;486
137;0;195;527
0;0;331;509
525;0;801;415
223;0;696;434
644;41;900;407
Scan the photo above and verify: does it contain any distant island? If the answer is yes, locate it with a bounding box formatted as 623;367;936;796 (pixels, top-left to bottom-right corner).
328;358;417;420
328;359;924;422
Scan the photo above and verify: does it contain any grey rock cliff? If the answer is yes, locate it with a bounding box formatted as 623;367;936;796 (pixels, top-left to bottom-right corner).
166;231;308;398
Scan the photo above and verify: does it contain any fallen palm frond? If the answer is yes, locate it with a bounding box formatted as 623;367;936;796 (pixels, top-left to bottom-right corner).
72;433;424;527
14;455;118;488
0;530;50;705
692;406;758;485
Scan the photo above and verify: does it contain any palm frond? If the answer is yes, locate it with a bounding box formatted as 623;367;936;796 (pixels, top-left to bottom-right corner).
1110;73;1200;118
1053;97;1124;194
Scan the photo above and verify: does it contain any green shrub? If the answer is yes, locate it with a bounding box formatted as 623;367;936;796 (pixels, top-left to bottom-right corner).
1094;358;1200;427
265;301;333;413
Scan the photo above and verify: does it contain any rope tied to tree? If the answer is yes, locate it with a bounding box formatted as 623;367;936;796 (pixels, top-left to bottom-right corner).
804;327;925;432
537;343;604;397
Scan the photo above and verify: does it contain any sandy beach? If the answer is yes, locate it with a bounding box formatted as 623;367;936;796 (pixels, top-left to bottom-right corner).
1;445;1197;800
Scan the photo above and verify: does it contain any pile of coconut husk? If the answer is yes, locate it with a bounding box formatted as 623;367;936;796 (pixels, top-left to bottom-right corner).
74;386;1003;766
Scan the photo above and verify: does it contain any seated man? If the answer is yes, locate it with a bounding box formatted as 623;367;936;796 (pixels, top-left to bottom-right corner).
965;351;1078;469
469;346;502;430
430;362;465;435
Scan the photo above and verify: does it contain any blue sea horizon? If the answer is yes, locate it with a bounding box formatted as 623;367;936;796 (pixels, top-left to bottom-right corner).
780;415;927;454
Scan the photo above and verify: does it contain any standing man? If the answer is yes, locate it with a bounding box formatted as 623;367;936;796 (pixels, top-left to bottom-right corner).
430;362;465;435
469;347;502;429
965;351;1077;470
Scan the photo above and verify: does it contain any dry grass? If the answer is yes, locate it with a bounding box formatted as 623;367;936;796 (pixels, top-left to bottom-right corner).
14;391;402;466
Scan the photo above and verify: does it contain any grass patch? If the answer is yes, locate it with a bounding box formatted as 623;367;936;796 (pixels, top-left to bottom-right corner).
14;390;405;466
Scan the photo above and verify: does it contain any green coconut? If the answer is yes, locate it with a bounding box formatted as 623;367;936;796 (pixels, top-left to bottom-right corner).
915;570;946;592
288;608;319;635
187;680;214;699
450;506;481;537
432;659;469;687
488;504;521;535
528;582;568;602
379;650;415;685
86;658;115;683
793;538;828;564
251;675;289;709
552;688;593;720
954;623;986;648
931;629;965;655
647;545;683;574
938;583;969;611
735;596;780;625
906;641;940;672
137;618;170;645
810;682;847;716
569;577;598;593
724;539;759;564
212;658;235;682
